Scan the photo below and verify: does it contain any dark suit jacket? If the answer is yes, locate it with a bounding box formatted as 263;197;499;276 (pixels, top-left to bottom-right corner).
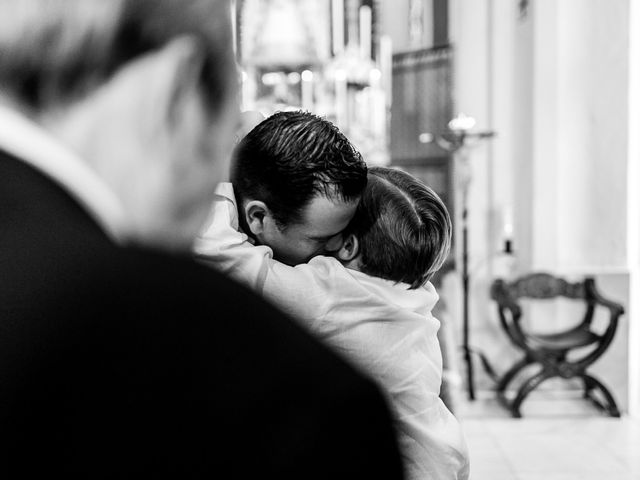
0;149;404;479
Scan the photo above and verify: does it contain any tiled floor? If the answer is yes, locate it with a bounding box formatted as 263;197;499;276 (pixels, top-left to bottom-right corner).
456;390;640;480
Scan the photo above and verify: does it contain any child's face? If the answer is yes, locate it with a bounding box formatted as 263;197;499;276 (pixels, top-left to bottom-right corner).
323;232;361;270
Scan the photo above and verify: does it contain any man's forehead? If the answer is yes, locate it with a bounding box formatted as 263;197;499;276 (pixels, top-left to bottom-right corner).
296;194;359;234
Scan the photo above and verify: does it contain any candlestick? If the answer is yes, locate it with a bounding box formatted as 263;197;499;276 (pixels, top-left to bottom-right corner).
419;116;497;402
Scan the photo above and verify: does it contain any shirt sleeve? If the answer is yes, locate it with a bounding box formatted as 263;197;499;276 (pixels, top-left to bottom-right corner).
193;183;333;327
194;183;272;292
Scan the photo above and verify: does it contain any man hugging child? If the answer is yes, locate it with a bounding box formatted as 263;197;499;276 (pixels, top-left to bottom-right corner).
196;165;470;480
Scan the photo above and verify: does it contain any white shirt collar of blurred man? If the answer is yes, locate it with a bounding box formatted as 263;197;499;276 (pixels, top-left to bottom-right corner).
0;105;126;242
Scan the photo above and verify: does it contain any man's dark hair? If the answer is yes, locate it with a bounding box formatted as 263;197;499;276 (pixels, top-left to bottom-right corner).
347;166;452;289
231;111;368;227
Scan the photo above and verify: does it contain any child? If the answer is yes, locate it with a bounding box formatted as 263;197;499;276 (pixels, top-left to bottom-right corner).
196;166;470;480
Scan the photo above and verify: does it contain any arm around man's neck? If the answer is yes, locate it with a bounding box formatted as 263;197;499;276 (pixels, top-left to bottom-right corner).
194;182;341;327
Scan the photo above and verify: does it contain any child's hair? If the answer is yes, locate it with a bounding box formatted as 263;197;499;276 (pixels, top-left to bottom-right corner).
346;166;452;289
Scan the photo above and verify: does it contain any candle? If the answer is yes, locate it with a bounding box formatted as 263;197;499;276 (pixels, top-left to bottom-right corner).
230;0;237;56
369;68;381;89
334;69;347;127
301;70;314;111
240;70;250;110
502;206;514;253
503;206;514;239
378;35;392;108
369;68;382;134
359;5;371;60
332;0;344;55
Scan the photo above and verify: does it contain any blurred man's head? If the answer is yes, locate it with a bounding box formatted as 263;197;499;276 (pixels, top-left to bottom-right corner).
231;111;367;265
0;0;240;251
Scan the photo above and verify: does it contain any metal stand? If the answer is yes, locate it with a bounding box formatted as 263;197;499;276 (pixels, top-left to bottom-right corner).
421;114;495;401
461;195;474;399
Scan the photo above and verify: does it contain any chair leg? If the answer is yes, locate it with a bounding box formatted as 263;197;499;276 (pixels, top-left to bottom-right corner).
581;374;621;417
510;370;554;418
582;376;591;399
496;357;533;394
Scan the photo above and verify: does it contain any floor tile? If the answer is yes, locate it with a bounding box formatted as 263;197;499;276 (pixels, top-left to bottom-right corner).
457;390;640;480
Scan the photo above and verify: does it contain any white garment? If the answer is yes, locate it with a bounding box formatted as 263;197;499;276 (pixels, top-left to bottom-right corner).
0;105;126;241
195;183;470;480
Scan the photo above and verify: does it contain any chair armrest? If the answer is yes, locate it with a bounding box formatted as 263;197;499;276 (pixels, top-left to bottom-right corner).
490;280;522;316
586;279;625;317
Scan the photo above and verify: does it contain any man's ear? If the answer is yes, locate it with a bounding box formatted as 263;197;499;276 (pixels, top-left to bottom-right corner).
243;200;270;236
144;35;207;128
336;233;360;262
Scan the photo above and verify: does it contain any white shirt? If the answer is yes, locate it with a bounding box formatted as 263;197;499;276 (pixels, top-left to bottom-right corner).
195;183;470;480
0;105;126;241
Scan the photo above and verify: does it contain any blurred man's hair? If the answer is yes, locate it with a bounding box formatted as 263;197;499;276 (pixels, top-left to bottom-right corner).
231;110;367;228
0;0;235;113
347;166;452;289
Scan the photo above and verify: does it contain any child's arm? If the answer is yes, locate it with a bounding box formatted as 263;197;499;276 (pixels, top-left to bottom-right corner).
194;184;334;326
194;183;272;292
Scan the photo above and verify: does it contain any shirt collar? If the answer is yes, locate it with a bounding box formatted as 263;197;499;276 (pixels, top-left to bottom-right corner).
347;269;440;315
0;105;127;243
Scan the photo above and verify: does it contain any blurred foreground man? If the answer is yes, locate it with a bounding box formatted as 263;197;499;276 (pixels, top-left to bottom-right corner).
0;1;404;477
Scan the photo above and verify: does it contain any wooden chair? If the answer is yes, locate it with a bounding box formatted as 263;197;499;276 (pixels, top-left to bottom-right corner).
490;273;624;418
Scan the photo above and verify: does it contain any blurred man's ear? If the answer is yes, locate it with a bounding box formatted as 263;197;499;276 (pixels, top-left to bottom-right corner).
143;35;208;128
244;200;270;237
336;233;359;262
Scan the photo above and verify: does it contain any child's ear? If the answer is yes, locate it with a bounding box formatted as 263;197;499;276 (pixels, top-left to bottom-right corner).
244;200;269;236
337;233;359;262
